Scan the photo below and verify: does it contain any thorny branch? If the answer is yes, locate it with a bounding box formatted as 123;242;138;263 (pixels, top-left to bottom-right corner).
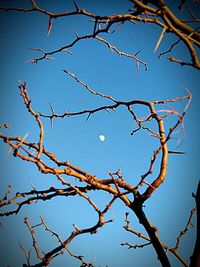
122;210;197;267
0;0;199;68
0;1;199;266
0;184;97;217
19;242;31;267
21;198;115;267
0;78;192;266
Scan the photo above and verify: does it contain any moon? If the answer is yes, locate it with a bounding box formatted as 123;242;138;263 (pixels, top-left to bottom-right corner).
99;134;106;142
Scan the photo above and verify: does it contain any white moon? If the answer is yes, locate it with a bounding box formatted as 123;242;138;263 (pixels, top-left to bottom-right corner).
99;134;106;142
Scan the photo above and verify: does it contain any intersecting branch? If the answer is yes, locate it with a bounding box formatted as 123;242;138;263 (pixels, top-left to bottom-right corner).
0;78;192;266
0;1;198;266
0;0;199;68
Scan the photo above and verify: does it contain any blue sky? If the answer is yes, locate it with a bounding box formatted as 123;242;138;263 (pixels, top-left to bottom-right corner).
0;1;200;266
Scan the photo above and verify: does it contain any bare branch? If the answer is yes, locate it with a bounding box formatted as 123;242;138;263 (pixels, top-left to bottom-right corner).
19;242;31;267
62;69;117;103
0;2;198;266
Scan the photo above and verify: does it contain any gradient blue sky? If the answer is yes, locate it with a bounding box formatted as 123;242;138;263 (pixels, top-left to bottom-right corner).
0;1;200;266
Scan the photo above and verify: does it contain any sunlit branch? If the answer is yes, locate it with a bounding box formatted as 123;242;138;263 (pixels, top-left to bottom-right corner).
26;29;147;66
130;0;200;69
94;36;147;70
19;82;44;159
0;82;191;205
0;2;198;266
0;0;199;68
62;69;117;103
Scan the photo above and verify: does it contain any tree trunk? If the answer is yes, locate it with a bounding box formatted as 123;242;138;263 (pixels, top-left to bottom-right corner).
131;201;171;267
190;181;200;267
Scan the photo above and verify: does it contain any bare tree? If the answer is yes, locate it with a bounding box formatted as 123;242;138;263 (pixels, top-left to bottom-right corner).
0;1;199;267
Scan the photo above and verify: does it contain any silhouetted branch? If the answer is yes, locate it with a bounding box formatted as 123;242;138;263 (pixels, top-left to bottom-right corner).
0;185;96;216
22;197;115;266
121;241;151;249
174;208;196;251
123;209;196;267
190;181;200;267
19;242;31;267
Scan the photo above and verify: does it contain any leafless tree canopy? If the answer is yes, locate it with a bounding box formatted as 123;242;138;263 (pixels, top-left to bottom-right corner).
0;1;199;267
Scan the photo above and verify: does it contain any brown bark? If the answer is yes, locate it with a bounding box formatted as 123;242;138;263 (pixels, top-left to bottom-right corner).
190;181;200;267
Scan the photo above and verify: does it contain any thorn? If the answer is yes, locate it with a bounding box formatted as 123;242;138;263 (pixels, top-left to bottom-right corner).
74;29;79;38
31;183;37;191
136;61;140;75
46;56;54;60
73;224;80;231
93;18;98;35
73;0;79;11
154;27;166;53
49;102;55;114
47;17;53;37
188;7;196;20
50;118;54;131
105;108;112;115
62;49;74;55
86;113;92;122
111;22;123;34
168;150;186;154
134;50;141;57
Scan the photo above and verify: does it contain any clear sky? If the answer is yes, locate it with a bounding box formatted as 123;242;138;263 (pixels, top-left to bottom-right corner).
0;1;200;266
